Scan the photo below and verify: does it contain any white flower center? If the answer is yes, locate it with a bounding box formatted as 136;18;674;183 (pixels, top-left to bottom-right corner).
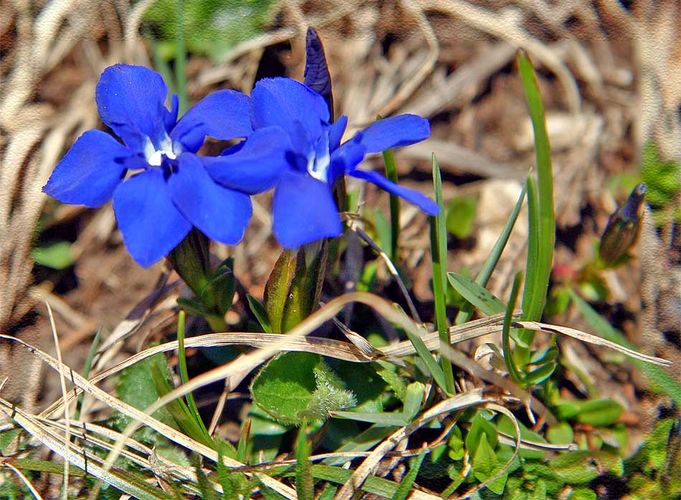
307;150;330;183
306;131;331;183
144;134;179;167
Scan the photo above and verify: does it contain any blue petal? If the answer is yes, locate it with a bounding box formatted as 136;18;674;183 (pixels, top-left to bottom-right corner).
252;78;329;141
328;115;348;151
273;171;342;248
169;154;252;244
43;130;130;207
354;114;430;154
328;140;365;184
171;89;253;153
96;64;170;151
112;169;191;267
204;127;289;194
349;169;439;215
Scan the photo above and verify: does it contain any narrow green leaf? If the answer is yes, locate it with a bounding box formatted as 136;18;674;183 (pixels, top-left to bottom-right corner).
517;50;555;349
75;328;102;419
402;326;449;392
402;382;425;421
176;310;209;440
247;294;272;333
392;450;427;500
308;464;408;497
576;399;623;427
295;424;314;500
502;272;525;384
430;154;455;393
447;272;506;315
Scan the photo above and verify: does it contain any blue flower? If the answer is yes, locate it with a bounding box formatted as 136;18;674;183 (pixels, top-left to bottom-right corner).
205;77;438;249
43;64;264;267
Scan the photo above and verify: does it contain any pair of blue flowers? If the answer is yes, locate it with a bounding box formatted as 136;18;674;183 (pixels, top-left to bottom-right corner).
44;64;438;267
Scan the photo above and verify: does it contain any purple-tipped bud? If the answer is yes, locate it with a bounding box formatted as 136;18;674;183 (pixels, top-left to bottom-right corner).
303;27;334;119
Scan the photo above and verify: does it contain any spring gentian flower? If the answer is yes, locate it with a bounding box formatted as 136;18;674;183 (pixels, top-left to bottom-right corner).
43;64;261;267
204;77;438;249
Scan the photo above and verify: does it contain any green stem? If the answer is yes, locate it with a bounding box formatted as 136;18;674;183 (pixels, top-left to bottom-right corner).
382;148;400;260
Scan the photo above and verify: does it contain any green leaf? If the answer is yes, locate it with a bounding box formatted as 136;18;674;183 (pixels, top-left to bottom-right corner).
251;352;355;425
448;425;465;460
517;49;555;350
446;196;477;239
472;433;507;494
114;352;176;444
576;399;623;427
201;257;236;315
430;154;456;393
264;244;327;333
547;423;574;445
466;412;498;452
247;294;272;332
497;415;546;460
447;272;506;315
569;488;597;500
295;426;314;500
306;464;410;497
402;382;425;421
31;241;74;269
327;361;386;413
549;451;622;484
0;429;20;453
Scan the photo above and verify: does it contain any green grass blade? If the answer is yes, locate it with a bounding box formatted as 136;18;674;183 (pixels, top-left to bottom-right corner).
447;272;506;315
176;310;212;444
383;148;400;260
391;450;427;500
454;181;527;325
75;328;102;419
502;272;525;384
295;424;314;500
569;290;681;406
517;51;555;346
403;327;449;392
430;154;456;394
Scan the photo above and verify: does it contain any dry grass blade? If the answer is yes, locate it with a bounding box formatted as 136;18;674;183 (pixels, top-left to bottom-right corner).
2;462;43;500
44;300;70;499
0;397;168;499
40;419;200;488
0;333;295;498
335;389;487;499
514;320;672;367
